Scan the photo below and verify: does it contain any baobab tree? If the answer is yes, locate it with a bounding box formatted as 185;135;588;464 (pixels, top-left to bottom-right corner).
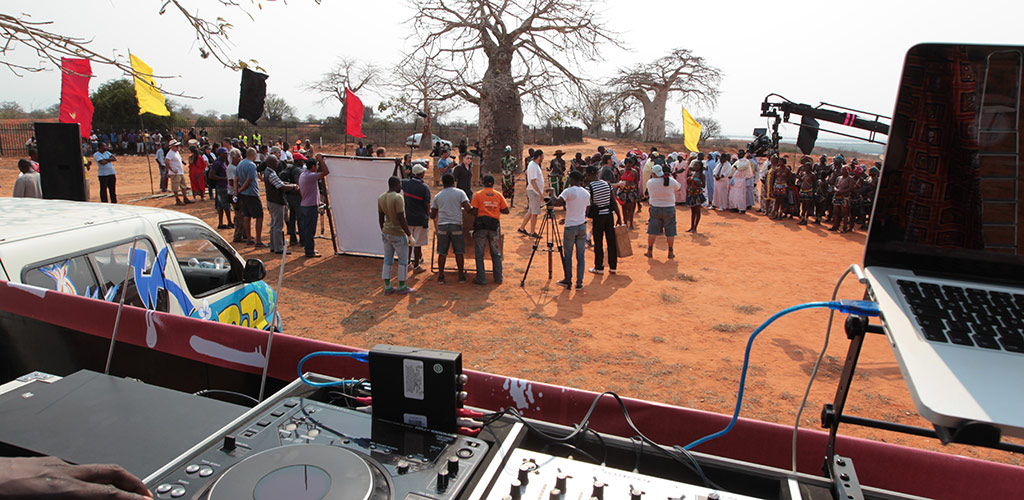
571;85;616;136
408;0;617;173
609;48;721;142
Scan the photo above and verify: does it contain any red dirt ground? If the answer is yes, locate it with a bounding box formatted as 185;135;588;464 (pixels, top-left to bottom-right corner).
1;138;1019;466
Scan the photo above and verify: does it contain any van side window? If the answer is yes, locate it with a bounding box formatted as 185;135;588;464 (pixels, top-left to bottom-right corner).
161;223;243;297
23;256;99;297
87;240;166;311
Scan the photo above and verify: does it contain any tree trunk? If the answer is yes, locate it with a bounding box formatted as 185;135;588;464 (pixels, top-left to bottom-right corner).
421;99;432;151
641;89;668;142
479;51;523;175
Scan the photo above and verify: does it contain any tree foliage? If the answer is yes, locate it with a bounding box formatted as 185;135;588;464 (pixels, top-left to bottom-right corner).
90;79;177;131
570;86;616;136
609;48;721;142
408;0;617;172
263;93;296;123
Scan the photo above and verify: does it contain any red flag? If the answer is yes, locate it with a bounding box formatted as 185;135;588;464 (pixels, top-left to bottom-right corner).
345;88;366;138
59;58;94;138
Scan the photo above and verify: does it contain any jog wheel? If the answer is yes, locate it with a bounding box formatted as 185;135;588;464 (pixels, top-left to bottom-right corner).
208;445;393;500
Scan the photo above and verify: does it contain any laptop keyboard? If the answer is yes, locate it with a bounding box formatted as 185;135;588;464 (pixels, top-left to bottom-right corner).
897;280;1024;353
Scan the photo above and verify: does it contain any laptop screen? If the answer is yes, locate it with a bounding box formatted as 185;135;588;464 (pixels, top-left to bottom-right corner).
865;43;1024;280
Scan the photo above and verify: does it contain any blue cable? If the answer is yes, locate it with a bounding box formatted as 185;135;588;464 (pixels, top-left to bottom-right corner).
682;300;879;451
297;351;369;387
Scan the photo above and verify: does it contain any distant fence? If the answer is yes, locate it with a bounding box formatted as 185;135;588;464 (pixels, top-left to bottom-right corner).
1;120;583;156
0;123;35;156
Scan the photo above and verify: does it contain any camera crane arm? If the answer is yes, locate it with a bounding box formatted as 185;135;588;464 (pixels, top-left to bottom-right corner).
754;94;892;155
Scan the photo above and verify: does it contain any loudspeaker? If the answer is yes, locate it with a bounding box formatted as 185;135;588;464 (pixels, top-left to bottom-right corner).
34;122;86;201
796;116;819;155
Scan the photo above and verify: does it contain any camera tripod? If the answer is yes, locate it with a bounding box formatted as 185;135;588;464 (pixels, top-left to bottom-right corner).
520;203;564;287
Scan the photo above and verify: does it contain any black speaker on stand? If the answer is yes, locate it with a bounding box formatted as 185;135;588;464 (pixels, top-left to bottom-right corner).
34;122;86;201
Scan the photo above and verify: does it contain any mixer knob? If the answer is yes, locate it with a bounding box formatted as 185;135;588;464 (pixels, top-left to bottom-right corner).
549;488;562;500
436;470;450;492
630;486;644;500
448;456;460;476
509;479;523;500
396;460;410;475
707;493;719;500
591;480;605;499
555;472;568;491
517;463;532;485
222;435;236;451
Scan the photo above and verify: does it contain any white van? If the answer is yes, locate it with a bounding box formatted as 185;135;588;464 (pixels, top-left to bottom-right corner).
0;198;276;330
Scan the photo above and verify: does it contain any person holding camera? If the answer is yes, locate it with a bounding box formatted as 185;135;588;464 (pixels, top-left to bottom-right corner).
553;170;590;290
470;174;510;285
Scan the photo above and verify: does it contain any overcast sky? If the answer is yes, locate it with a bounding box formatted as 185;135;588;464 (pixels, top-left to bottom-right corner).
2;0;1021;141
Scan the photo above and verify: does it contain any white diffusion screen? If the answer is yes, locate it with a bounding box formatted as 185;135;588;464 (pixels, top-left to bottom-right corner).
322;155;397;257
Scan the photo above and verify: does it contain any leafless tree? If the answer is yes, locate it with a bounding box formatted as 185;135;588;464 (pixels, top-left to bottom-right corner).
305;57;381;120
381;55;461;149
408;0;618;173
696;116;721;146
0;2;283;95
609;93;642;139
570;85;615;136
609;48;721;142
263;94;296;123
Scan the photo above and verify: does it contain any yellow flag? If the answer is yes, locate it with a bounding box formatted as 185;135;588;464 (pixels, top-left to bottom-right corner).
129;54;170;116
682;107;702;153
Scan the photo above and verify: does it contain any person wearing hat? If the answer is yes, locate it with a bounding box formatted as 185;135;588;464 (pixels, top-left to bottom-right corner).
165;140;190;205
402;164;432;271
208;147;233;229
645;163;682;259
500;145;517;207
548;150;567;197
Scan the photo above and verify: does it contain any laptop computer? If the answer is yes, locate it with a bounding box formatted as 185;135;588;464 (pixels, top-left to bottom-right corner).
864;43;1024;439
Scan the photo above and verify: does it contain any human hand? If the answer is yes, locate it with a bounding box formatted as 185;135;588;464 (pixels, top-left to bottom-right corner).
0;456;152;500
407;234;417;247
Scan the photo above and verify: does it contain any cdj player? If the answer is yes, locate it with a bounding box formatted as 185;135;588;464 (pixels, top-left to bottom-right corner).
146;374;493;500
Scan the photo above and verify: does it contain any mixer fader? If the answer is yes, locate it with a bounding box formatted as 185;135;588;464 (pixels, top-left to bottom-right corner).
483;449;766;500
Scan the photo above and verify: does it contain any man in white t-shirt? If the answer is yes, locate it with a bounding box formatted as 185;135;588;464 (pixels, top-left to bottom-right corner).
552;170;590;290
165;140;189;205
517;149;546;237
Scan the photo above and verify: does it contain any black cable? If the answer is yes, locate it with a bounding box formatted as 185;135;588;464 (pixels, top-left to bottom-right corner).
630;436;643;473
194;389;259;406
586;427;608;466
487;391;719;490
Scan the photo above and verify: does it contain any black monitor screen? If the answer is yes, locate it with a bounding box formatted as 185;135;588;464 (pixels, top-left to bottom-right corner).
866;43;1024;280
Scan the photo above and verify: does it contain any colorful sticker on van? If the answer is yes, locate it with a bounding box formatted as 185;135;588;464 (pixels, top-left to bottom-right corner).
131;247;195;315
38;261;78;295
192;280;276;331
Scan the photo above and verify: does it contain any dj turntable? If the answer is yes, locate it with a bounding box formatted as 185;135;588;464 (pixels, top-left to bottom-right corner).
146;379;492;500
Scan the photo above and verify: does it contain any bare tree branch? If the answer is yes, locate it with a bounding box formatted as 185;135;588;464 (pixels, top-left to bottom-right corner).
304;57;381;113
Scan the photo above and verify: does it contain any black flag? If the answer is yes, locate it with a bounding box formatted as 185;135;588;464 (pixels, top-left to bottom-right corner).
238;68;268;125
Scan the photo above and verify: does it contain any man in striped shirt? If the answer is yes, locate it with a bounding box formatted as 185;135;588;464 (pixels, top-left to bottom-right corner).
585;165;621;274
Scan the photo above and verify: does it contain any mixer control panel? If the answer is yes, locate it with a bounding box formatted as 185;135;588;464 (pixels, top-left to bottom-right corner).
483;449;765;500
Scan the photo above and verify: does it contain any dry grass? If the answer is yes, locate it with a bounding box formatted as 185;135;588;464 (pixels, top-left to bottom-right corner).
711;323;754;333
734;304;763;315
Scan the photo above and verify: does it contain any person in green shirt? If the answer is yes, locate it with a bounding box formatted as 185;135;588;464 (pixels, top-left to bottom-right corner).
378;177;417;295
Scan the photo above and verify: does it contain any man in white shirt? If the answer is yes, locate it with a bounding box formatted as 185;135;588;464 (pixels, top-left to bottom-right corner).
517;149;546;237
552;170;590;290
165;140;189;205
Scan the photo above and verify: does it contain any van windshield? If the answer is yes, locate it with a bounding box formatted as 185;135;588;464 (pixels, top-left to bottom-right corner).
161;223;243;297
